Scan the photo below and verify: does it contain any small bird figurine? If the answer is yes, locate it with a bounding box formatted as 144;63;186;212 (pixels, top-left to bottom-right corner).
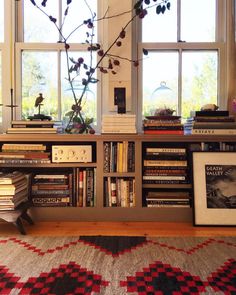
35;93;45;114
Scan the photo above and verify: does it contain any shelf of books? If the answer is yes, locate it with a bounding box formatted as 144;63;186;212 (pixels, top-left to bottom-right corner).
142;143;192;209
0;133;235;222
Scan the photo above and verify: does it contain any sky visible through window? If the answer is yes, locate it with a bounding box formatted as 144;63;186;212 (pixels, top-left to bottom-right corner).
0;0;3;42
142;0;217;118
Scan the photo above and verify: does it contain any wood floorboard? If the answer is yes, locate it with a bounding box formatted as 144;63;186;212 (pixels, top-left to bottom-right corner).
0;221;236;236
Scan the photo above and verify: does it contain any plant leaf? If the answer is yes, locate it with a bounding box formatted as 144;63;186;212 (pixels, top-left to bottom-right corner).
41;0;47;7
30;0;36;6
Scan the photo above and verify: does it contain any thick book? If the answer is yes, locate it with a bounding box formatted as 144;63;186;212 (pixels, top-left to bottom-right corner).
7;127;57;134
144;160;187;167
0;152;50;159
2;143;46;151
144;130;184;135
146;147;186;153
195;110;229;117
192;129;236;135
0;171;25;184
143;175;186;180
194;116;235;122
193;122;236;129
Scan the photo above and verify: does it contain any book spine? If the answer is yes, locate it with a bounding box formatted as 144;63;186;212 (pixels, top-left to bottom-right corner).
146;148;186;153
143;160;187;167
192;129;236;135
143;175;186;180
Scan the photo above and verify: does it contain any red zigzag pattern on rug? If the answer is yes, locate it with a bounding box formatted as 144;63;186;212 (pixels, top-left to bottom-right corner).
0;237;236;256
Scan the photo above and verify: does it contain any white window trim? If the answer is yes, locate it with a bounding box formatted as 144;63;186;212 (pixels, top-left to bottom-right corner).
14;0;103;132
135;0;232;132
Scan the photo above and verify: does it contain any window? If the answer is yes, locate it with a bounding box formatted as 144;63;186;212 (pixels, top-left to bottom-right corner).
140;0;228;119
0;0;3;124
16;0;99;126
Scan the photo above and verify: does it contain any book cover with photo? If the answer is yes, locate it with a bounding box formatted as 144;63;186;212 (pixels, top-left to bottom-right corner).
205;165;236;208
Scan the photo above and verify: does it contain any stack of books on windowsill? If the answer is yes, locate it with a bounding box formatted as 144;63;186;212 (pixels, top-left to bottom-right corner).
6;120;58;134
102;114;137;133
191;110;236;135
143;115;184;135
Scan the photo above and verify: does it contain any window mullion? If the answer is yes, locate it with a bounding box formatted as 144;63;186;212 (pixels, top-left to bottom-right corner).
178;49;182;116
58;50;62;121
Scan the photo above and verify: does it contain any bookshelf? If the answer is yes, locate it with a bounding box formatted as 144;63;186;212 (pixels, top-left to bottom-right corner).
0;133;235;222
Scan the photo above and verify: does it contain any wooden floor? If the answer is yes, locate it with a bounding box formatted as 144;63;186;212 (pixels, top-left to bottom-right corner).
0;221;236;236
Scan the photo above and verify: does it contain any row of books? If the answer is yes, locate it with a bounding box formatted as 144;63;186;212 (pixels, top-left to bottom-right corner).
191;110;236;135
143;115;184;135
103;141;135;173
0;144;50;164
145;191;191;208
31;173;73;207
143;147;188;184
6;120;59;134
31;168;96;207
102;114;137;133
104;177;135;207
0;171;30;210
190;142;236;152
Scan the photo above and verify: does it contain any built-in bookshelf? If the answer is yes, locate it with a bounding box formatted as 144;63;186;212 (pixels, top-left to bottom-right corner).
0;133;235;222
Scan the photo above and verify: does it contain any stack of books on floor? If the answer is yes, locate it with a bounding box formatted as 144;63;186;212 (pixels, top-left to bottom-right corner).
143;115;184;135
0;143;50;164
7;120;58;134
143;147;188;184
102;114;136;133
31;173;73;207
191;110;236;135
145;191;190;208
0;171;29;210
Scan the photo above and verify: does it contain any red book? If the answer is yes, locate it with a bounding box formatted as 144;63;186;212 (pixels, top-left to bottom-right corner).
144;130;184;135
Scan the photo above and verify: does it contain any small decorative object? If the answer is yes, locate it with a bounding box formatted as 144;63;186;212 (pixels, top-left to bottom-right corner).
192;152;236;226
28;93;52;121
154;107;176;116
200;104;219;111
114;87;126;114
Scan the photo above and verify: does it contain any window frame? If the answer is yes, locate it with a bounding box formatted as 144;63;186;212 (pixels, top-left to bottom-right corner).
14;0;103;131
136;0;231;132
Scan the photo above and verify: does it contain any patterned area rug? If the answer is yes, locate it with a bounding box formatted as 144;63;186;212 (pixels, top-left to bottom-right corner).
0;236;236;294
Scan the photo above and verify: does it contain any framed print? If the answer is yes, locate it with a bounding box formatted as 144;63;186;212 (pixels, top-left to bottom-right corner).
192;152;236;226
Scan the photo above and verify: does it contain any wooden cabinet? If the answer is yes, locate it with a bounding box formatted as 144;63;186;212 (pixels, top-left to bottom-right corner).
0;133;235;222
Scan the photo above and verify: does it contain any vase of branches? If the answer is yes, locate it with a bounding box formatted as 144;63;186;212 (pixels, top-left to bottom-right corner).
30;0;171;134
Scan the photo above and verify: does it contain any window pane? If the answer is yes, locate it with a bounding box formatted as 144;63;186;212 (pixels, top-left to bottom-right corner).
0;0;3;42
24;2;59;42
142;51;178;116
24;1;97;43
61;52;97;124
22;51;58;120
181;0;216;42
142;1;177;42
62;0;97;43
182;51;218;118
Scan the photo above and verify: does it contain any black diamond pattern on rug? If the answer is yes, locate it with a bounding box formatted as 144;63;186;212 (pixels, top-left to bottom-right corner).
207;258;236;293
120;260;206;294
0;265;20;295
18;261;108;295
79;236;147;256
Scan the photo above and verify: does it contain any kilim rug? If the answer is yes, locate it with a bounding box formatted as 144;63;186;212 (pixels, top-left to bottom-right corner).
0;236;236;295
